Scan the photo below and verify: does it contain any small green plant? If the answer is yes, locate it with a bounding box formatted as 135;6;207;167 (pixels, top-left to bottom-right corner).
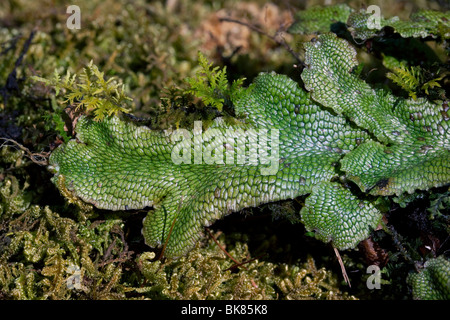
42;112;71;143
386;62;446;100
31;61;133;121
185;52;247;111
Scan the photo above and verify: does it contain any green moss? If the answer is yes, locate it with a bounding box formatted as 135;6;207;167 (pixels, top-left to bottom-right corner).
0;153;355;300
134;235;354;300
0;175;31;219
1;0;449;301
31;61;133;121
185;51;248;112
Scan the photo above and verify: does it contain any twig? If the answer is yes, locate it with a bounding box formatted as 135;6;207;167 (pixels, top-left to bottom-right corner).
218;17;304;67
98;226;134;268
100;238;117;265
157;196;184;260
224;253;268;272
333;246;351;287
205;227;247;270
0;137;49;166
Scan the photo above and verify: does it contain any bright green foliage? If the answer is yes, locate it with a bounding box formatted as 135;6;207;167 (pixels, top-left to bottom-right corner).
0;145;355;300
383;55;447;100
387;64;422;99
185;52;246;111
287;4;354;35
49;34;450;257
3;0;450;301
0;169;353;300
302;33;450;196
48;71;368;257
347;9;450;40
288;4;450;42
300;182;381;250
407;256;450;300
31;61;132;121
42;111;71;143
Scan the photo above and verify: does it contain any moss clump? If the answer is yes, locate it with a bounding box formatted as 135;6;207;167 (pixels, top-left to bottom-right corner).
1;0;449;301
135;234;355;300
0;146;354;300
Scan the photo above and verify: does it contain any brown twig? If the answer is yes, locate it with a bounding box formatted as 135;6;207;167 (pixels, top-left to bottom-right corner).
224;253;268;272
333;246;351;288
157;197;184;261
0;137;49;166
157;216;177;261
98;227;134;268
218;17;304;67
205;227;247;270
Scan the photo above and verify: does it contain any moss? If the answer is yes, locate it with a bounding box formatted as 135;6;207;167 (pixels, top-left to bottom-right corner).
0;156;354;300
134;233;354;300
0;174;31;219
1;0;449;301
